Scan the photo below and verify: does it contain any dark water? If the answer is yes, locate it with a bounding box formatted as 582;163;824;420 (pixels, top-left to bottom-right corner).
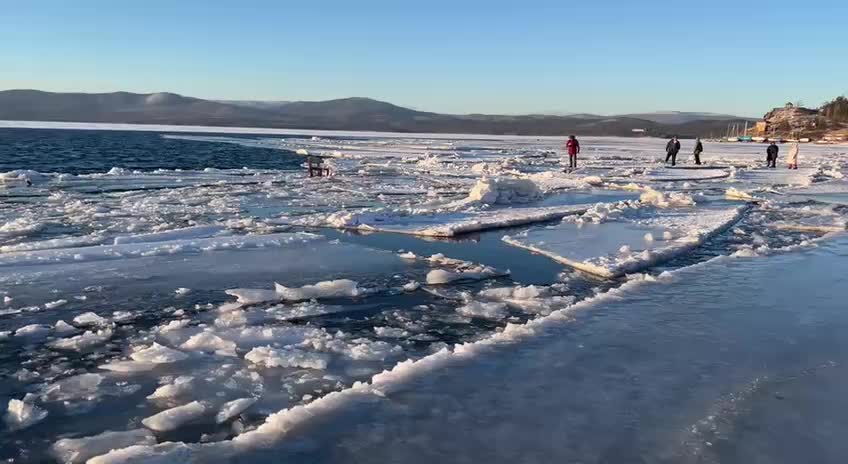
0;128;301;174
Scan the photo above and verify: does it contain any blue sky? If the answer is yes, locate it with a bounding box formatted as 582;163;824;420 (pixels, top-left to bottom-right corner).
1;0;846;116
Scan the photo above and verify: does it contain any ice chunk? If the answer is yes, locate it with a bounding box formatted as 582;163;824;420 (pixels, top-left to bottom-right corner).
456;301;509;320
225;288;279;305
141;401;206;432
148;376;194;400
215;397;258;424
44;299;68;309
157;319;190;333
725;187;758;201
374;327;410;338
14;324;51;338
73;312;110;327
86;442;194;464
51;429;156;464
425;266;505;285
244;346;330;370
130;343;189;364
42;373;104;402
402;281;421;292
274;279;361;301
99;361;157;373
54;320;77;333
465;177;542;205
49;328;113;352
4;398;48;430
639;187;695;208
175;287;192;295
180;331;237;356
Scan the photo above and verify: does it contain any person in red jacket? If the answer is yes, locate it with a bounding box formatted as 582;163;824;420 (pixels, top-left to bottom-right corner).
565;135;580;170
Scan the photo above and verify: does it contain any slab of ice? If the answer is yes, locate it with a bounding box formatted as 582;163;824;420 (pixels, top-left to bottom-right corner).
141;401;206;432
112;225;228;245
0;232;322;267
504;205;748;278
51;429;156;464
282;204;589;237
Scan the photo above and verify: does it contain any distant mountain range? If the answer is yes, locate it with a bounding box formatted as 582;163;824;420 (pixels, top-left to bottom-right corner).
0;89;756;137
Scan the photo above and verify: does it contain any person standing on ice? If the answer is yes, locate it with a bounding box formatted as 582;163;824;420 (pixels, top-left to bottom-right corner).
565;135;580;170
786;141;800;169
665;136;681;166
766;142;779;168
693;138;704;165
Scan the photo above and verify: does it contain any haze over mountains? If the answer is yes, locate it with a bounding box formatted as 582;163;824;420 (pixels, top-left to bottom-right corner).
0;89;755;137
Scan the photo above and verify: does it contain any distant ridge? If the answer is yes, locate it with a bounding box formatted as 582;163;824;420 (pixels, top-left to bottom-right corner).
0;89;755;137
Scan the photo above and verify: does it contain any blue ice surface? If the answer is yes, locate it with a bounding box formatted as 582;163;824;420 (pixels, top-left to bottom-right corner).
235;235;848;464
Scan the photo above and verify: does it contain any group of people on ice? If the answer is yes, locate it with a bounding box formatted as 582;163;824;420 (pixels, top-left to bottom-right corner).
563;135;799;170
662;136;703;166
766;141;800;169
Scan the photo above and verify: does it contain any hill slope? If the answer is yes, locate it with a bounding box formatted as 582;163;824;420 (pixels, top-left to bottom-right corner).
0;89;753;137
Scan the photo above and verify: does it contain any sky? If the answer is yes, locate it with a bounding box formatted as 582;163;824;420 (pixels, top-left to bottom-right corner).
1;0;846;117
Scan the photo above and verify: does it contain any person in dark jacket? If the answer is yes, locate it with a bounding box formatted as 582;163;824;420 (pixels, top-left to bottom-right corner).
565;135;580;170
693;138;704;165
766;142;779;168
665;136;681;166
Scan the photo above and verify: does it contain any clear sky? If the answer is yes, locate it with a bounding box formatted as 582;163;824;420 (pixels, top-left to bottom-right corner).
1;0;846;116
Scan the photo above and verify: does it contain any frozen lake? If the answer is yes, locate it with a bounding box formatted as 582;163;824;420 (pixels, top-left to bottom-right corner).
1;124;847;463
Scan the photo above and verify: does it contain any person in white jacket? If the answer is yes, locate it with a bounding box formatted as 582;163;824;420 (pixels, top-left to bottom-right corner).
787;142;800;170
